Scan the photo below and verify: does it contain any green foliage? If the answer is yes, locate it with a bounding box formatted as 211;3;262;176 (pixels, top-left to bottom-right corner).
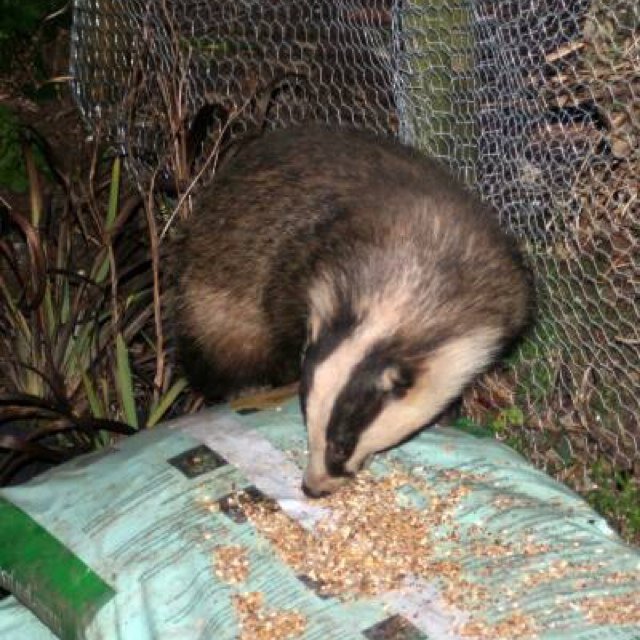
587;461;640;543
147;378;189;428
0;0;69;96
489;406;525;434
0;140;190;484
453;406;525;437
116;333;138;429
0;0;52;44
452;406;530;459
0;105;28;191
0;105;51;192
450;416;495;438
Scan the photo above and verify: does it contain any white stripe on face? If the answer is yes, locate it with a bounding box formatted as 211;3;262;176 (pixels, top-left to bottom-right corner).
303;326;502;495
302;298;407;493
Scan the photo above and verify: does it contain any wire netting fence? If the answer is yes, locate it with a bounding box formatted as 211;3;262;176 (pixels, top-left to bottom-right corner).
70;1;639;490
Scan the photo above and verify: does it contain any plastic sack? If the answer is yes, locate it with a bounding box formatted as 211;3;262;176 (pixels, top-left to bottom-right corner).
1;399;639;639
0;596;57;640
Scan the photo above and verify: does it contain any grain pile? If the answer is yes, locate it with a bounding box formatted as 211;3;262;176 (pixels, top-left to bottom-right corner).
580;592;640;626
522;561;640;591
458;612;538;639
213;545;307;638
232;592;306;640
213;545;250;584
239;471;470;596
220;465;640;639
234;469;544;638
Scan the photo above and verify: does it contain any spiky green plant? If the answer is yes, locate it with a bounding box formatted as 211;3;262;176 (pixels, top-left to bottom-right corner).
0;136;190;483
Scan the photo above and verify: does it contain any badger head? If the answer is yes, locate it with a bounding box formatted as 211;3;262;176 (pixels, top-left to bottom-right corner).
299;277;503;498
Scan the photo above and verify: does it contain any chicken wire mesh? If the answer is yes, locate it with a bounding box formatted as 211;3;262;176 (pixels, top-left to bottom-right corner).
69;1;639;488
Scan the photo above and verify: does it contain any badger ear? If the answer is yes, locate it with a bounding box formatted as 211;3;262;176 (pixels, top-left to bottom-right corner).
378;364;413;397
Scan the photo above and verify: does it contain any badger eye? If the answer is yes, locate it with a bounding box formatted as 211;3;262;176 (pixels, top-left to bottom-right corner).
379;365;413;398
390;375;412;397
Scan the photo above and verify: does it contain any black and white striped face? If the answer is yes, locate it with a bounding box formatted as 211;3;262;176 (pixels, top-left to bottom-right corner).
300;336;416;497
299;295;502;497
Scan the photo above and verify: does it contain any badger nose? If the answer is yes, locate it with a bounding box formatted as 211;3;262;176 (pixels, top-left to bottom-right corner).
301;482;331;499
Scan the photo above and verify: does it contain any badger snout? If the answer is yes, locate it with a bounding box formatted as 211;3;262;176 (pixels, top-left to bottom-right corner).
301;466;349;498
301;482;330;499
301;446;369;498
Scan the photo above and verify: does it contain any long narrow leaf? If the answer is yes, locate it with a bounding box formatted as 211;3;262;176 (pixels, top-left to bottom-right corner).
93;248;110;284
0;278;31;341
43;286;56;340
81;372;105;419
0;435;67;462
91;157;122;284
3;208;46;310
100;378;110;415
60;277;70;326
106;156;121;231
146;378;188;428
23;142;43;228
116;332;138;428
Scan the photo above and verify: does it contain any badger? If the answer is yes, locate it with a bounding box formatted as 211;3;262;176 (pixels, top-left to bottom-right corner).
174;125;533;497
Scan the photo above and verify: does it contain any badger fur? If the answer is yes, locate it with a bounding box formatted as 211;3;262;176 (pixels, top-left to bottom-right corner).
175;125;533;497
